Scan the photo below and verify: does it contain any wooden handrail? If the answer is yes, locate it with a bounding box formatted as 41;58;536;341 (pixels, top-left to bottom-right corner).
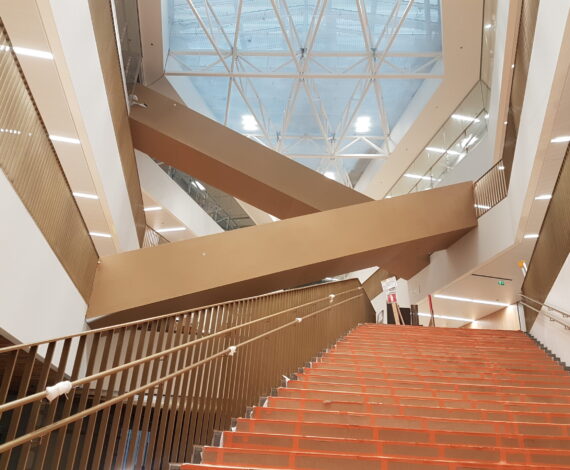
0;279;374;469
0;288;361;413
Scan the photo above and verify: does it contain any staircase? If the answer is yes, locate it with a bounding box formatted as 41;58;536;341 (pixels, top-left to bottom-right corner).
181;324;570;469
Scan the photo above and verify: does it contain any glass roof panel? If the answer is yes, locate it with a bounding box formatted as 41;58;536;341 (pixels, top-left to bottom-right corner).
170;0;442;186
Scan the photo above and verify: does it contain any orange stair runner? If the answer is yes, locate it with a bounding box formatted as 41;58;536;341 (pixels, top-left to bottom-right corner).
181;324;570;469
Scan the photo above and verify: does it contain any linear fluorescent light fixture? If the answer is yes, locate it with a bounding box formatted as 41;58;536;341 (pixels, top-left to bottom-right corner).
404;173;440;182
49;135;80;144
474;204;490;209
1;45;54;60
354;116;371;133
452;114;480;123
433;294;510;307
144;206;162;212
241;114;258;131
418;313;473;322
191;181;206;191
524;233;539;239
73;192;98;200
551;136;570;143
90;232;112;238
534;194;552;200
156;227;186;233
425;147;463;156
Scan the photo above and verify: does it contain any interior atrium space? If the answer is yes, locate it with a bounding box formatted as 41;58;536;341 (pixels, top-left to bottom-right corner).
0;0;569;468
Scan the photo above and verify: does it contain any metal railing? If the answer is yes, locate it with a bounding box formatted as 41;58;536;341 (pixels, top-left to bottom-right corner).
0;279;373;469
142;225;169;248
473;159;508;217
518;294;570;330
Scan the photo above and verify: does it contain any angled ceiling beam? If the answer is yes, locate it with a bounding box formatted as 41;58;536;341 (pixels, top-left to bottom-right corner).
87;182;476;326
129;84;371;219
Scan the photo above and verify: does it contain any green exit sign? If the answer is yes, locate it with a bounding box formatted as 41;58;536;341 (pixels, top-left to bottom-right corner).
498;281;505;286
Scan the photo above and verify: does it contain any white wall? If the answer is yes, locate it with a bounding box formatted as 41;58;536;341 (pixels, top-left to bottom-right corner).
0;169;87;346
530;253;570;366
136;151;223;237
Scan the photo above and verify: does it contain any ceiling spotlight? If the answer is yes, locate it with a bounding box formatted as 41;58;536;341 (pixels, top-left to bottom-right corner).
191;181;206;191
49;135;80;144
524;233;539;239
144;206;162;212
551;135;570;143
156;227;187;233
452;114;480;123
241;114;258;131
534;194;552;200
90;232;112;238
354;116;371;133
73;192;99;200
433;294;510;307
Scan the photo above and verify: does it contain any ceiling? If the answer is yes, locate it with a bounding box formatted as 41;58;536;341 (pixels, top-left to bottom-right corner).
167;0;443;185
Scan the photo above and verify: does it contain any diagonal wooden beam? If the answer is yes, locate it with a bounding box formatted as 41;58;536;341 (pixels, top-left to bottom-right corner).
129;84;371;219
87;183;477;327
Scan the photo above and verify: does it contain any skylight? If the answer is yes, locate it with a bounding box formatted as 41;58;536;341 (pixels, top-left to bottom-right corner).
168;0;443;185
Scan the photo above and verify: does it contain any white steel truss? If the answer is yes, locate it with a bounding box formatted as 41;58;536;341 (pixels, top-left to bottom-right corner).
170;0;442;184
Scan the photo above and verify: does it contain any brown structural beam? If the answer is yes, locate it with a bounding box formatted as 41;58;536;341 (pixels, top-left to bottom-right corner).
129;84;371;220
87;183;477;327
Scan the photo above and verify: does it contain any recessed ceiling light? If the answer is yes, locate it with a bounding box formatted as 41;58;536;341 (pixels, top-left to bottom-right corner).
156;227;186;233
73;192;98;200
524;233;539;239
49;135;80;144
354;116;371;133
191;181;206;191
8;46;54;60
452;114;480;123
434;294;510;307
511;64;515;69
241;114;258;131
534;194;552;200
551;136;570;143
90;232;112;238
418;313;472;322
503;121;508;125
144;206;162;212
0;128;22;134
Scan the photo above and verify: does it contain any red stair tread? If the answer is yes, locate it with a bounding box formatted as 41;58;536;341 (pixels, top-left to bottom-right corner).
188;324;570;469
219;431;570;466
199;446;570;469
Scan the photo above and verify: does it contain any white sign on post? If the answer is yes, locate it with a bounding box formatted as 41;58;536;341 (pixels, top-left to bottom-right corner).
381;276;398;303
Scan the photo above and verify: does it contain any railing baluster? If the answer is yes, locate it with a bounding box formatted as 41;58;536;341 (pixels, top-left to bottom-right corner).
0;281;373;470
0;345;37;470
15;341;56;470
89;326;129;470
34;338;72;469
